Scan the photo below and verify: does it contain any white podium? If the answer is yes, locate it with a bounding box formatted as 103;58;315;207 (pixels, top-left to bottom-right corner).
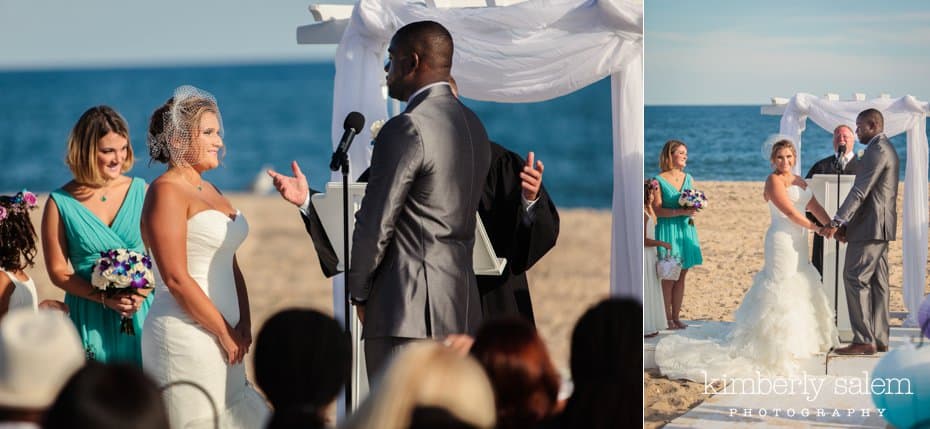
810;174;856;342
310;181;508;413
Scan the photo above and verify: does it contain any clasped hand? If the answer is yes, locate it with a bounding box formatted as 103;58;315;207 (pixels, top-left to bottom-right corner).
816;226;846;242
103;292;145;318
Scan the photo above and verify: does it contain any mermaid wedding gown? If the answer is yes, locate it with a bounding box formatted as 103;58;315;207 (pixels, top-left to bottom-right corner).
655;185;838;381
142;210;269;428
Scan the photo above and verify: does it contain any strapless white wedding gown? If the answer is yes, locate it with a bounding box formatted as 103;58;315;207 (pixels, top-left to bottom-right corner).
142;210;269;428
655;186;838;381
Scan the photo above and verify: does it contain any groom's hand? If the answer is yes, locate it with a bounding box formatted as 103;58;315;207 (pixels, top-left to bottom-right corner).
267;161;310;207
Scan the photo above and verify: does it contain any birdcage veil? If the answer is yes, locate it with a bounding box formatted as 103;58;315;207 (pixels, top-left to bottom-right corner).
147;85;224;167
761;134;796;161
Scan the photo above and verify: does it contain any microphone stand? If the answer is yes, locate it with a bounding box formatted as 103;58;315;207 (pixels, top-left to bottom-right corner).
336;152;352;416
832;155;842;329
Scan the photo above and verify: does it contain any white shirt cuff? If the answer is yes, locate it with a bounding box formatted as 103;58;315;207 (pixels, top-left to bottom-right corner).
299;192;312;215
521;194;539;225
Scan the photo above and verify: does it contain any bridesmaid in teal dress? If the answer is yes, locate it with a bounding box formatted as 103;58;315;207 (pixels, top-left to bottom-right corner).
652;139;702;330
41;106;152;365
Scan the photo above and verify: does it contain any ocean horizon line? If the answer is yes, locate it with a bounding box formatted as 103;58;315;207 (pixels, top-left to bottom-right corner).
0;58;338;74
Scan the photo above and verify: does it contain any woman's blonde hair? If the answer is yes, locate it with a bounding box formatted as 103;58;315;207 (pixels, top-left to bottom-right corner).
344;341;496;429
65;106;133;186
769;139;797;166
659;140;686;172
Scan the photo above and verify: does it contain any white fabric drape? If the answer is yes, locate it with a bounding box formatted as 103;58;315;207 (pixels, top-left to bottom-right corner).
612;59;643;300
331;0;643;299
780;93;930;326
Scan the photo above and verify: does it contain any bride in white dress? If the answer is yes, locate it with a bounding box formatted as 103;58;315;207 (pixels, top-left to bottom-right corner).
655;138;839;381
141;86;269;428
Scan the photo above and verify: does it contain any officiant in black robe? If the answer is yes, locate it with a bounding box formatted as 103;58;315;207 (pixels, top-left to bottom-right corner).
804;124;859;276
477;142;559;324
283;141;559;326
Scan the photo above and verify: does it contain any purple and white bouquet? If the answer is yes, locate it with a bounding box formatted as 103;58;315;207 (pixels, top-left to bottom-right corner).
90;249;155;335
678;189;707;225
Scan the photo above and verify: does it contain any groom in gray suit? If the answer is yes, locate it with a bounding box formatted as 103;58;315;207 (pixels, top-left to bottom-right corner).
824;108;899;355
347;21;491;378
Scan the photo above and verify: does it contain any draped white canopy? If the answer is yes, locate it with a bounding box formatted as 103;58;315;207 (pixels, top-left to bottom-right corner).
779;93;930;326
328;0;644;302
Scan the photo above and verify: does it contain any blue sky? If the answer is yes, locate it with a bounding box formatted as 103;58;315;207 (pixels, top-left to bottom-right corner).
646;0;930;105
0;0;354;69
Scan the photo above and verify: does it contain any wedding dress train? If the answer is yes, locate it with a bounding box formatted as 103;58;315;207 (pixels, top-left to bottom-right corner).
143;210;269;428
655;185;838;381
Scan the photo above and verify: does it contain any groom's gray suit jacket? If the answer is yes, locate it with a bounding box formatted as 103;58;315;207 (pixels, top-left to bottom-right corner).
348;84;491;340
835;134;899;241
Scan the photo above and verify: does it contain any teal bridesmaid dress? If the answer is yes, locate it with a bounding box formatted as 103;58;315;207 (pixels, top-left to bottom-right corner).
655;173;703;269
50;177;153;365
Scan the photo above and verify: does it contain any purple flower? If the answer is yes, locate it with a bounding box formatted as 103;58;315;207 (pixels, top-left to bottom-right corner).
130;274;149;289
0;206;6;222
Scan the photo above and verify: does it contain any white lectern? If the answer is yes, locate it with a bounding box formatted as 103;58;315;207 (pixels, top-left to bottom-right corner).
810;174;856;342
311;181;508;413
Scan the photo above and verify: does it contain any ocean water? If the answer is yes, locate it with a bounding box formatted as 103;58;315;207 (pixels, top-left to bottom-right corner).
0;63;614;208
645;105;920;181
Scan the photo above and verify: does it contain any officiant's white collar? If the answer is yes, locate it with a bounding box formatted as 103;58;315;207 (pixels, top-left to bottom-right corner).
837;151;855;163
407;82;451;103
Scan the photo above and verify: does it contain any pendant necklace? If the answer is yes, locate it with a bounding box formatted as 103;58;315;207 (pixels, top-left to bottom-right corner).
182;172;203;192
99;181;112;202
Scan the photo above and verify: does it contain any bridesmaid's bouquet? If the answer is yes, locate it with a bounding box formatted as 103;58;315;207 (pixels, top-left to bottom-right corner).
90;249;155;335
678;189;708;225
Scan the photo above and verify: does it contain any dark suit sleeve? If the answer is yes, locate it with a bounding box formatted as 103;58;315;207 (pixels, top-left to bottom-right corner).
298;188;341;278
835;144;887;222
346;115;422;302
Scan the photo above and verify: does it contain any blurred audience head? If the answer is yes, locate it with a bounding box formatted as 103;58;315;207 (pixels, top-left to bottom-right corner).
0;309;84;424
345;341;495;429
561;298;641;429
44;361;167;429
470;317;560;429
255;308;351;429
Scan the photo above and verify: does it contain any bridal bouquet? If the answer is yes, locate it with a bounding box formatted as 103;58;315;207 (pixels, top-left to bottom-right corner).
678;189;707;225
90;249;155;335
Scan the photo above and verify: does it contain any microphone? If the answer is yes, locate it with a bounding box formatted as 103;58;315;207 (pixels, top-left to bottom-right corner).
330;111;366;172
835;143;847;171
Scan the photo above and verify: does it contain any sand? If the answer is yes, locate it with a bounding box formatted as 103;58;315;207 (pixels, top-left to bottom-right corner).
644;181;930;428
25;195;612;383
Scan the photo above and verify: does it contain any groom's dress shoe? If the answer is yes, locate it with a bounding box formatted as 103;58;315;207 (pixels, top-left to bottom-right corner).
876;344;888;353
834;343;876;355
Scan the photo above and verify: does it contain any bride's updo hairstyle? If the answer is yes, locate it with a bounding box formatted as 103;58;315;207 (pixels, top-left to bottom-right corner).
658;139;686;172
147;85;223;166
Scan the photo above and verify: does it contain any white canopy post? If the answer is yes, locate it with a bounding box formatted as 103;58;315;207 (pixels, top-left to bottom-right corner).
773;93;930;326
611;54;644;300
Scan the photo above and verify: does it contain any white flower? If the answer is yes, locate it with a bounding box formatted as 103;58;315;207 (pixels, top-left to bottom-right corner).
857;149;865;159
370;120;385;140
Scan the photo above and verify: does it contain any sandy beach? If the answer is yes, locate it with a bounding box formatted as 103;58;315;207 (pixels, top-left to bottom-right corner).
25;195;612;385
645;181;930;428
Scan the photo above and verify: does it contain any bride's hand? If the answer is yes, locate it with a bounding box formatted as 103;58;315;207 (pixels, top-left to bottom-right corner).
219;326;245;365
